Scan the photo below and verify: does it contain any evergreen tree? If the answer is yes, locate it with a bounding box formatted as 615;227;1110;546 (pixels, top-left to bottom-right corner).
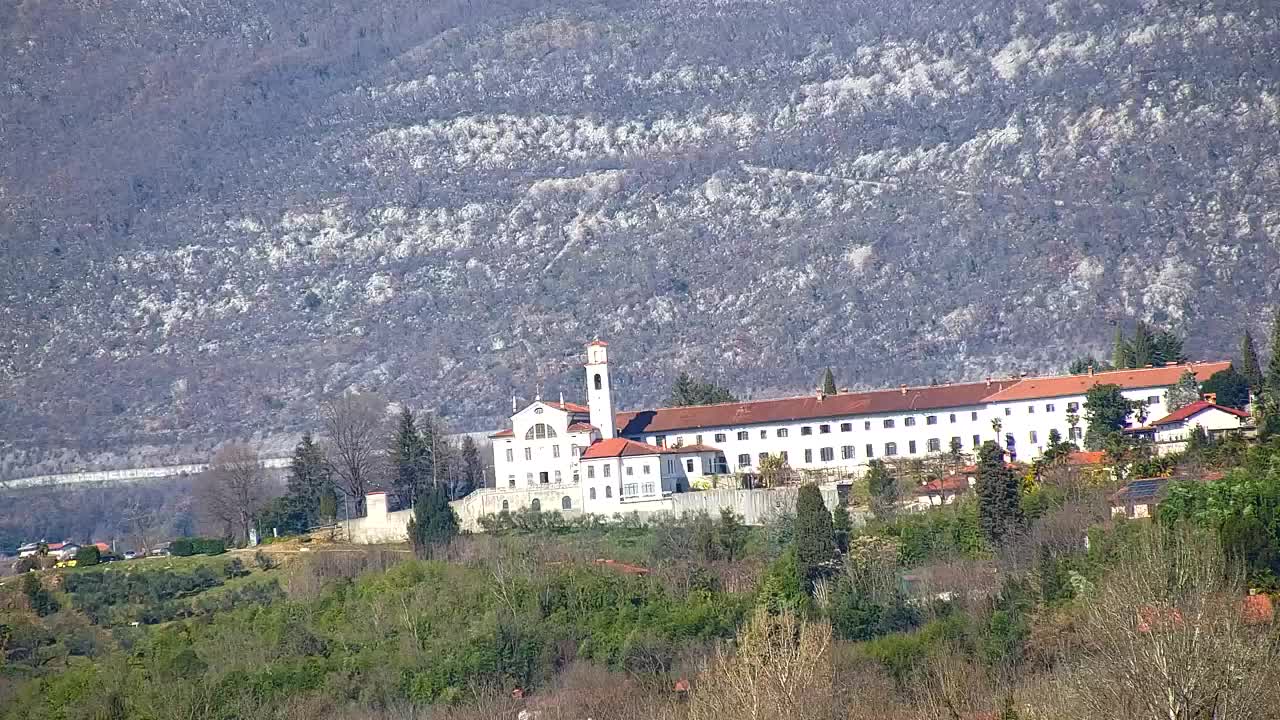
1067;356;1111;375
1202;368;1251;409
832;506;852;554
459;436;484;496
1083;384;1140;450
1128;322;1156;367
406;484;459;558
285;433;329;530
793;484;836;588
1240;330;1264;392
389;407;430;504
975;441;1023;547
820;367;837;395
668;372;737;406
1110;327;1133;369
865;460;898;519
1268;309;1280;398
1152;330;1186;365
1165;370;1201;412
716;508;748;561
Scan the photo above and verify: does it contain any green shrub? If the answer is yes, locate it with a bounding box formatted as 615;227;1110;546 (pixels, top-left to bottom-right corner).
76;546;101;566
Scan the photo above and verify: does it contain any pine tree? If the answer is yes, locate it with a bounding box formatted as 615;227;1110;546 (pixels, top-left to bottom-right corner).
793;484;836;588
1083;384;1139;450
1152;330;1186;365
285;433;329;530
1240;330;1264;392
669;372;698;406
389;407;429;504
821;367;837;395
975;441;1023;548
406;484;459;558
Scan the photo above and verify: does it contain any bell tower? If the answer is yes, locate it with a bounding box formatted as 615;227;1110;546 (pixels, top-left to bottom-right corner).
585;340;615;439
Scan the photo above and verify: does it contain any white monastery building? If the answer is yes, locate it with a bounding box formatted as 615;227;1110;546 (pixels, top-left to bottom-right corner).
489;340;1233;516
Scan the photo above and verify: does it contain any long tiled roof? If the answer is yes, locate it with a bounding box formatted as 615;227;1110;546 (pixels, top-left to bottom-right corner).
615;380;1019;435
981;362;1231;402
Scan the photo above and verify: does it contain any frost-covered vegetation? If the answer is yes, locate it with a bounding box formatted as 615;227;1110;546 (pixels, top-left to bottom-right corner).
3;0;1279;476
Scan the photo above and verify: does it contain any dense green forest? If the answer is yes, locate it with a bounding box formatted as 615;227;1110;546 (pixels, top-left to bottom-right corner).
3;434;1280;719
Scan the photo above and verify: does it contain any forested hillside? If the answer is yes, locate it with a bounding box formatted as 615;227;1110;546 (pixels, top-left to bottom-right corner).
3;0;1279;476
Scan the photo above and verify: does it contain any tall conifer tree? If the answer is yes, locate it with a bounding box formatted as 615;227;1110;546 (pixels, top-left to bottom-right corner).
1240;330;1264;392
820;367;837;395
975;441;1023;547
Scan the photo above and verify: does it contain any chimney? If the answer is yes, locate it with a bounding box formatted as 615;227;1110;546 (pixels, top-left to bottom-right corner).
900;384;908;396
1145;364;1154;368
816;388;825;401
1088;365;1094;376
840;387;850;393
1204;392;1217;404
985;377;992;388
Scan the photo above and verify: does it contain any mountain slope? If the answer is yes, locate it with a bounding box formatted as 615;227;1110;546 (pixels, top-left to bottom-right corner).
2;0;1279;477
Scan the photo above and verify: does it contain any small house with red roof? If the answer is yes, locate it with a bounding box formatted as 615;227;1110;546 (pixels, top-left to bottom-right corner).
1145;399;1250;454
579;437;725;514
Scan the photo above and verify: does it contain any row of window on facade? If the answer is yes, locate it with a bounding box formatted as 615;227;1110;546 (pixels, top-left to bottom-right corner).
651;402;1103;449
732;427;1083;468
507;444;584;463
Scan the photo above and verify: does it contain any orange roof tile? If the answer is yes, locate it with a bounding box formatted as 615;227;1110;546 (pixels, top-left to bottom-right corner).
567;422;598;433
545;400;589;413
665;443;723;454
982;362;1231;402
1066;451;1106;466
490;428;514;438
580;437;668;459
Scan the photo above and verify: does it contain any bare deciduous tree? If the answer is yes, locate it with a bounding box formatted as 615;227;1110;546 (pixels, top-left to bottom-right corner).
320;392;388;513
195;444;267;543
1054;526;1280;720
686;607;833;720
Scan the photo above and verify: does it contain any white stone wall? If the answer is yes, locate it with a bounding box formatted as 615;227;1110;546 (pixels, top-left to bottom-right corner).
347;483;852;542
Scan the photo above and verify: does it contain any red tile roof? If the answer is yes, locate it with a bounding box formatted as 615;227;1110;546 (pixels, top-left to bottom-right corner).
1066;451;1106;466
982;362;1231;402
1151;400;1250;426
567;422;598;433
615;380;1019;435
580;437;669;459
490;428;514;438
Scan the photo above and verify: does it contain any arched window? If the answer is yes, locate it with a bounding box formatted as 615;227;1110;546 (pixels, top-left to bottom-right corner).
501;500;509;511
594;373;603;390
531;499;541;512
589;487;597;500
604;486;612;498
561;496;572;510
525;423;557;440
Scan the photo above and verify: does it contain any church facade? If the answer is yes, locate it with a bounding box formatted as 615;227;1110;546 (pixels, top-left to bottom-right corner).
488;340;1232;517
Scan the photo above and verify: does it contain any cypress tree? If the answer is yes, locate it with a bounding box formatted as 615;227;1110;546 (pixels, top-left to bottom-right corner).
793;484;836;588
821;367;837;395
975;441;1023;548
406;484;459;558
1129;322;1156;368
1240;330;1264;392
459;436;484;496
865;460;898;519
1110;327;1132;369
1267;309;1280;397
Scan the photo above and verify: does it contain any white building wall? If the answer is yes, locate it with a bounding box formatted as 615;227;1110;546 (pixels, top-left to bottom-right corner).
493;403;595;490
626;403;996;474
